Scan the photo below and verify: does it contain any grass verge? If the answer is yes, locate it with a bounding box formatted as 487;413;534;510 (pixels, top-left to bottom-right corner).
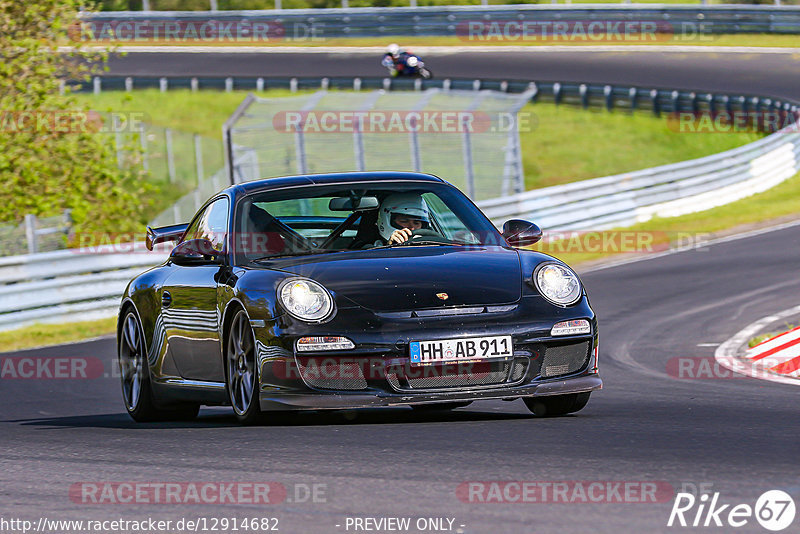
0;317;117;354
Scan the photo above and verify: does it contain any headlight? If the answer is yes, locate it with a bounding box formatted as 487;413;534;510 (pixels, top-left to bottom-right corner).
534;263;582;306
278;278;334;322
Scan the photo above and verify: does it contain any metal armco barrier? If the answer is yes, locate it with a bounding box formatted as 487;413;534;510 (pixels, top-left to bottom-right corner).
477;128;800;230
3;74;798;331
0;244;169;331
80;5;800;39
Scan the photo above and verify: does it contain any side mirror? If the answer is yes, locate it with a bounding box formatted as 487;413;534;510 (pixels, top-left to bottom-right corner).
170;239;223;266
502;219;542;247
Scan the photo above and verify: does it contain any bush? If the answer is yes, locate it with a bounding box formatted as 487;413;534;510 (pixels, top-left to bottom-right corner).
0;1;151;240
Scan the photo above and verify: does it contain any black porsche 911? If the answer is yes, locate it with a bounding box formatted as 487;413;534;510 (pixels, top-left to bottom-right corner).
118;171;601;423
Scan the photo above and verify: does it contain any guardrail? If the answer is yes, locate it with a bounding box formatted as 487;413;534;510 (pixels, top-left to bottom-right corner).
478;127;800;229
2;74;798;331
133;1;792;11
0;244;169;330
81;5;800;40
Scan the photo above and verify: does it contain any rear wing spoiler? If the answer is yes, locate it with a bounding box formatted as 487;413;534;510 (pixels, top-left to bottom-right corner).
146;223;188;251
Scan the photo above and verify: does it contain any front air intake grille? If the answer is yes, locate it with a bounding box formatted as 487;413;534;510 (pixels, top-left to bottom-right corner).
295;356;368;391
386;359;522;391
541;341;591;378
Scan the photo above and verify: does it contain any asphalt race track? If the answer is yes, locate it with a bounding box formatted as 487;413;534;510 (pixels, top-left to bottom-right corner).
2;49;800;533
104;49;800;101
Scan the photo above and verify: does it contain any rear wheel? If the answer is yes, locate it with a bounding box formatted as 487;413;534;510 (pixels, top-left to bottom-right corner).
226;309;261;425
119;310;199;422
419;67;433;80
524;393;590;417
411;401;472;411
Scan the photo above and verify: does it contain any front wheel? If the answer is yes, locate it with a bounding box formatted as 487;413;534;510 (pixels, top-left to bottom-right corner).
524;392;590;417
227;309;261;424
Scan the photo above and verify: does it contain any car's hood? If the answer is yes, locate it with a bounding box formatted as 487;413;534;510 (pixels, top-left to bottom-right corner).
262;246;521;312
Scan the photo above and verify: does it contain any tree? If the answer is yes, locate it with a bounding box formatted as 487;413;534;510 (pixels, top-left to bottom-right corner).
0;0;150;244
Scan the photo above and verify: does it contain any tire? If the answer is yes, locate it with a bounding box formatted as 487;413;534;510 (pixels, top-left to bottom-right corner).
226;309;261;425
420;67;433;80
524;392;590;417
411;401;472;411
119;310;199;422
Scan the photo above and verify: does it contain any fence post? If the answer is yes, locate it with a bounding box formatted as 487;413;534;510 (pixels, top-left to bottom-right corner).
553;82;562;105
462;116;475;200
275;0;281;9
24;214;38;255
210;0;218;10
194;134;205;189
125;77;133;92
93;76;101;95
604;85;613;111
579;84;588;109
166;128;176;183
353;124;365;172
142;0;150;10
159;77;168;92
294;126;308;175
650;89;660;117
409;127;422;172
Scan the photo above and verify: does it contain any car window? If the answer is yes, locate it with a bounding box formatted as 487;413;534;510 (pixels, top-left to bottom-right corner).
183;197;229;252
233;182;503;264
422;193;481;244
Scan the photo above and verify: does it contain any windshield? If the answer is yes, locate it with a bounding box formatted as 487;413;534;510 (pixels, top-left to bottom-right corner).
233;181;504;264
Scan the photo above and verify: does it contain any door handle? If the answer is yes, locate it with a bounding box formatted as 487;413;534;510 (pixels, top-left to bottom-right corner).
161;291;172;308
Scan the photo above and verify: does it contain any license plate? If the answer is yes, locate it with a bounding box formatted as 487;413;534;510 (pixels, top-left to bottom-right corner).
409;335;513;366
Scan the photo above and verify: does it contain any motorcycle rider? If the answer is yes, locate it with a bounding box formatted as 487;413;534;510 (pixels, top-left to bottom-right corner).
382;43;414;77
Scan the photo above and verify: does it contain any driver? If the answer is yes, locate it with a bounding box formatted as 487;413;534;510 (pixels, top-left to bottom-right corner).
377;193;431;244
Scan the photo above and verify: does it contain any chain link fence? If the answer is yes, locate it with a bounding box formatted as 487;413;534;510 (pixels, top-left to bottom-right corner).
224;88;531;202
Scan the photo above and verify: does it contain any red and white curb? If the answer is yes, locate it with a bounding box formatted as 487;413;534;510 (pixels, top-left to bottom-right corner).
715;304;800;386
746;326;800;378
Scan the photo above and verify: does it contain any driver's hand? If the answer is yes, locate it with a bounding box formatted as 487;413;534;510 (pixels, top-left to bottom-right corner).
390;228;413;244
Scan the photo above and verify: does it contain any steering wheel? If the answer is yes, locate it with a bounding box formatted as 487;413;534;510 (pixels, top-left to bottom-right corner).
395;228;452;246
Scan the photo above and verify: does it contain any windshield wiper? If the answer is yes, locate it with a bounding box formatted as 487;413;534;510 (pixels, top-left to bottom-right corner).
252;250;338;262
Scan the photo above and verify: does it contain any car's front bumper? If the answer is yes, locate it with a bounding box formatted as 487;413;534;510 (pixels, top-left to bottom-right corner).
251;294;601;411
258;374;602;411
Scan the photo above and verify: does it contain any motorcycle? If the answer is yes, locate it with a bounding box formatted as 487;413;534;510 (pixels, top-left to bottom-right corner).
382;53;433;80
